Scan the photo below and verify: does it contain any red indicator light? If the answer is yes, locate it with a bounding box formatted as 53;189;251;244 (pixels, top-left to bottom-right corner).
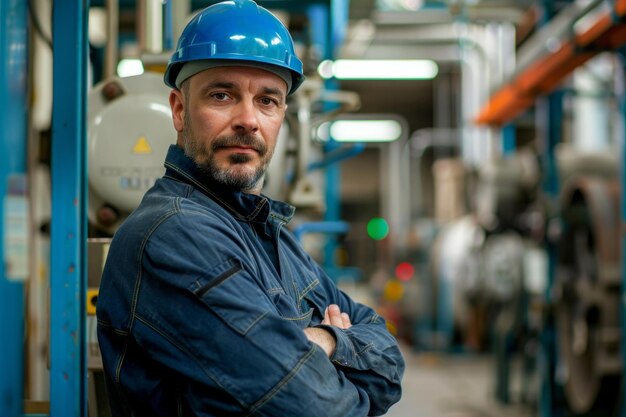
395;262;414;281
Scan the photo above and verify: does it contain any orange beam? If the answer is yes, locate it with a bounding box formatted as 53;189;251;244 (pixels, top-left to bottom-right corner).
515;42;577;93
595;24;626;49
616;0;626;16
474;85;533;125
475;3;626;126
576;13;614;47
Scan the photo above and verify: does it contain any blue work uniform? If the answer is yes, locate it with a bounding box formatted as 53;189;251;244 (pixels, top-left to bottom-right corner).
97;144;405;417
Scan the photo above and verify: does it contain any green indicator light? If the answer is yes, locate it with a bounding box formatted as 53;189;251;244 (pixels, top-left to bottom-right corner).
367;217;389;240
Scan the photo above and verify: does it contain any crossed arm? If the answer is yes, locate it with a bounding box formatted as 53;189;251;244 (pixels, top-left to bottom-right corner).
304;304;352;357
129;217;405;416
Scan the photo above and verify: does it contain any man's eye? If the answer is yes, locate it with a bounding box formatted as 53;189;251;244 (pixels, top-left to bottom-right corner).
260;97;277;106
212;92;229;100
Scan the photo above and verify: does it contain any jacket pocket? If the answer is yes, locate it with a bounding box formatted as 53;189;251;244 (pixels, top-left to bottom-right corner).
189;258;269;336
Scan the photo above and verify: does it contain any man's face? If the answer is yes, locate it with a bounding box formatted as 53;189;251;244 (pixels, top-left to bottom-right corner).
169;66;288;193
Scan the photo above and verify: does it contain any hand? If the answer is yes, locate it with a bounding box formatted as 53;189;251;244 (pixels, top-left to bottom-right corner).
304;304;352;357
322;304;352;329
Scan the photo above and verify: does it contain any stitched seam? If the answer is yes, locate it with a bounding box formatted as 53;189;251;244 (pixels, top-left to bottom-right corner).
291;277;301;314
243;345;317;416
356;342;375;355
97;319;129;337
112;328;128;336
268;212;291;223
247;198;267;220
281;309;313;322
114;340;129;384
369;313;381;324
96;319;112;328
298;279;319;300
177;208;222;217
238;311;269;335
128;205;181;330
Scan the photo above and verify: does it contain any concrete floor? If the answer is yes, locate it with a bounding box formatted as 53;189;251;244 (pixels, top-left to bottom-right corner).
383;343;535;417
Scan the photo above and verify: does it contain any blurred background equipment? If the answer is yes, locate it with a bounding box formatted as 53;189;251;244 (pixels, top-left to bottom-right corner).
87;73;173;235
8;0;626;416
555;175;621;416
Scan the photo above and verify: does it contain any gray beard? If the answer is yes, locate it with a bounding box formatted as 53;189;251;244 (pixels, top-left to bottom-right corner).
182;134;269;191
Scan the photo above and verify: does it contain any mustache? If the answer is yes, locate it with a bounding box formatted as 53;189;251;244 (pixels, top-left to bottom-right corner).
211;135;267;155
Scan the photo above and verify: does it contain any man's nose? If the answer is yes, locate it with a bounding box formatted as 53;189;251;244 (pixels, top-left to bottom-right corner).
231;100;259;133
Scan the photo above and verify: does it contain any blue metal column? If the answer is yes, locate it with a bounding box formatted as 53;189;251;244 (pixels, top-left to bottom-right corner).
537;90;563;417
502;124;516;156
307;0;349;279
620;52;626;417
0;0;28;415
535;1;562;415
50;1;89;416
494;123;516;401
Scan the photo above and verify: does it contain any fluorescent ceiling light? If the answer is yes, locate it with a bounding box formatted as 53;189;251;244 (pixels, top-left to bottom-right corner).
318;59;438;80
318;120;403;142
117;59;144;78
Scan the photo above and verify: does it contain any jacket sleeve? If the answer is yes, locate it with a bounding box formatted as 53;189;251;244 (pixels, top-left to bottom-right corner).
307;261;405;416
133;213;374;417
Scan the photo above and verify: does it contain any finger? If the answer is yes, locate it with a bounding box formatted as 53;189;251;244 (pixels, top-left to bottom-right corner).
328;304;343;327
341;312;352;329
322;307;330;325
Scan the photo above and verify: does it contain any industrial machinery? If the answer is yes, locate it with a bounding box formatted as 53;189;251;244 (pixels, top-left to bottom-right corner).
86;239;113;417
87;72;175;235
555;174;622;416
418;146;543;351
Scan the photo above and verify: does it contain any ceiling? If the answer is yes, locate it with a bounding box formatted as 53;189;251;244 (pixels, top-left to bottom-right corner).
337;0;535;137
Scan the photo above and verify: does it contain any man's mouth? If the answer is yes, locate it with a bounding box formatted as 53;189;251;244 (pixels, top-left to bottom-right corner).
219;145;258;154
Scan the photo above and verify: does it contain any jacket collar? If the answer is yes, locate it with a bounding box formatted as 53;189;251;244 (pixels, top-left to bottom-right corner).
163;145;295;224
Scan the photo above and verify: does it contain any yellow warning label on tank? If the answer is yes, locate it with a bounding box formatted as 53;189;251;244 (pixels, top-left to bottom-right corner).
133;136;153;154
86;288;99;315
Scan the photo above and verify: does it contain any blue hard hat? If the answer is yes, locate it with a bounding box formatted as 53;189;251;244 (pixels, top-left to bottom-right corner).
164;0;305;95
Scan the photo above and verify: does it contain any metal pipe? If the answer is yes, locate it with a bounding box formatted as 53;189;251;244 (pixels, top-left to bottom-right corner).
307;143;365;172
619;49;626;417
104;0;119;78
163;0;173;50
145;0;163;53
138;0;163;54
572;54;614;152
172;0;191;46
381;123;411;257
292;221;350;242
514;0;602;81
296;93;312;182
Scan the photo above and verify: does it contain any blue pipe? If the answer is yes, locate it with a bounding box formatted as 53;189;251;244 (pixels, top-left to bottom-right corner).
0;0;27;415
292;221;350;242
537;91;563;417
308;142;365;171
50;1;89;416
163;0;173;50
619;51;626;417
307;1;350;276
502;124;516;156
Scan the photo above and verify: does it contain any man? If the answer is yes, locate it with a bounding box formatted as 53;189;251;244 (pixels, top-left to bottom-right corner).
96;1;405;416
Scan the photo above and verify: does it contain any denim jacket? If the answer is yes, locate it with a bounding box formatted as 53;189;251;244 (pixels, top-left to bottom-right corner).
97;145;404;417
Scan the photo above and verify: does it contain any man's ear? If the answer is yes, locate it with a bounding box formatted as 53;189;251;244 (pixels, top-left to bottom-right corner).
169;89;185;133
